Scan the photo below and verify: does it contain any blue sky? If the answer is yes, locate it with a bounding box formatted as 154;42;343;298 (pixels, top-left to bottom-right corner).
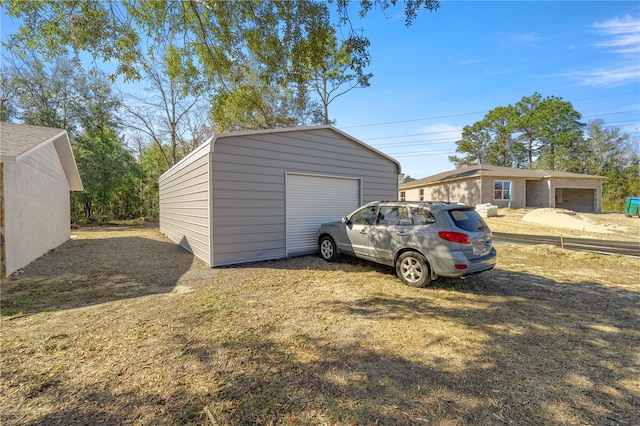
1;1;638;180
329;1;640;179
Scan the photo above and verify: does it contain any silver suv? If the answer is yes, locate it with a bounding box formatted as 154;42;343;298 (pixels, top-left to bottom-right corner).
317;201;496;287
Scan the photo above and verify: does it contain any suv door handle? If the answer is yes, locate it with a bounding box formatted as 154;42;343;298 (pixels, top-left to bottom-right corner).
396;231;407;236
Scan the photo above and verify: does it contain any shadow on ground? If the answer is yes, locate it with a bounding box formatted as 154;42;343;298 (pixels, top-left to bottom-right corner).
6;267;638;425
1;232;198;316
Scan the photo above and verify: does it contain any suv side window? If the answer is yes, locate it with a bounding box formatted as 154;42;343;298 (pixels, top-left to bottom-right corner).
376;206;410;226
410;207;436;225
350;206;378;225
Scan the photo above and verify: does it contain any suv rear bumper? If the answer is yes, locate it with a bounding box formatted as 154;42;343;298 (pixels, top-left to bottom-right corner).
431;248;497;278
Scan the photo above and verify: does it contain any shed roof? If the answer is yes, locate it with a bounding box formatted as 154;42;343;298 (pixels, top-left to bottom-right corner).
400;164;603;190
0;122;83;190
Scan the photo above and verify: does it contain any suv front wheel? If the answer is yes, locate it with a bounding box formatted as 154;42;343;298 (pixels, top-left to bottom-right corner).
396;251;431;287
319;236;339;262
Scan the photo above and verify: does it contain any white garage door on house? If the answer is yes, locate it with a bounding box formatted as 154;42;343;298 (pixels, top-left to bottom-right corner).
286;173;361;256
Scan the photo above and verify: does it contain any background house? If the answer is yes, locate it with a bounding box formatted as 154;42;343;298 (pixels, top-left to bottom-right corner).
159;125;401;267
399;164;604;213
0;122;83;276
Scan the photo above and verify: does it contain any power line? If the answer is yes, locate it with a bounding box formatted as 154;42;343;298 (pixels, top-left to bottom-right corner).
382;130;640;158
390;150;457;158
365;129;461;141
357;110;638;144
342;91;638;131
369;119;640;149
342;111;486;129
375;137;459;149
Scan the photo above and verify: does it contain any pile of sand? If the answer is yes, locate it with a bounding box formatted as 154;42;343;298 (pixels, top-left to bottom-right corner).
521;208;622;234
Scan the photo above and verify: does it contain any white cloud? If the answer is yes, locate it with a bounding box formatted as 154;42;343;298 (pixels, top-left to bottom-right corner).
561;64;640;88
593;15;640;54
418;124;461;136
497;31;548;49
565;14;640;87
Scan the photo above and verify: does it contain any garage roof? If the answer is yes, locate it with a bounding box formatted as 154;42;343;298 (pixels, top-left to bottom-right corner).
0;122;83;190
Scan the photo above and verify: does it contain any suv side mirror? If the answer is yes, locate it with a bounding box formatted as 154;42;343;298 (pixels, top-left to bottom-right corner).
341;217;350;224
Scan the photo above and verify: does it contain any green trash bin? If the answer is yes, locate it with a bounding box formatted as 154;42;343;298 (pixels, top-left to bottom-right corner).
624;197;640;218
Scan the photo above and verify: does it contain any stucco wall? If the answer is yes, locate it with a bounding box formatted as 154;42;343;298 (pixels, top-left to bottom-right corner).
3;142;71;275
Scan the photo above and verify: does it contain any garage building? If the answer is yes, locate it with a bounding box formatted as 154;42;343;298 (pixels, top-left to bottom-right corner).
0;122;83;277
159;125;401;267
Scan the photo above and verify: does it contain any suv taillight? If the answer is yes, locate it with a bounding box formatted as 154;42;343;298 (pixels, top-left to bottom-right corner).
438;231;471;244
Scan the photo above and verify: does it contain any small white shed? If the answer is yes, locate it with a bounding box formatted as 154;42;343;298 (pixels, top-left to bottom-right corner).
159;125;401;267
0;122;83;277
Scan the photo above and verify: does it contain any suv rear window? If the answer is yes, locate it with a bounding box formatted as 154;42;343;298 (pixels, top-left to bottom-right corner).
447;209;489;232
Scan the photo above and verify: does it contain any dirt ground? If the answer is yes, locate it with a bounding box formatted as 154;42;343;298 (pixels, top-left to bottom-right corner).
484;207;640;241
1;209;639;425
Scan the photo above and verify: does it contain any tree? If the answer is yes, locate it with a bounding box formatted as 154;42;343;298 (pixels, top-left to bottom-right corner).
534;96;584;171
400;175;416;183
308;30;372;125
581;120;638;211
288;3;372;125
210;58;325;131
121;53;212;168
2;53;80;130
449;121;492;168
137;141;172;219
0;66;19;121
580;119;632;176
510;92;546;169
72;127;140;221
451;93;584;170
2;52;143;221
483;106;526;168
4;0;438;80
3;0;439;130
69;69;142;221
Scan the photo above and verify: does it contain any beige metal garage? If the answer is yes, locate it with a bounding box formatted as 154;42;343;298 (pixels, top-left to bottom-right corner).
159;125;401;267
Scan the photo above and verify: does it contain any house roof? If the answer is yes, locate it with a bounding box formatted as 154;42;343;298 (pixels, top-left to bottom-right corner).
400;164;603;190
0;122;83;190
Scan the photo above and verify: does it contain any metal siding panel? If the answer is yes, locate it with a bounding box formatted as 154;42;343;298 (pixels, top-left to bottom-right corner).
286;174;360;256
209;127;398;267
159;153;210;264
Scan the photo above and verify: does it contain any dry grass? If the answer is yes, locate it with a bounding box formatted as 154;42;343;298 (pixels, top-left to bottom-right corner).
1;215;639;425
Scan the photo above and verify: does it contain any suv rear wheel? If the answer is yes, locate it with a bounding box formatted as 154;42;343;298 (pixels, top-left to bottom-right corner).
396;251;431;287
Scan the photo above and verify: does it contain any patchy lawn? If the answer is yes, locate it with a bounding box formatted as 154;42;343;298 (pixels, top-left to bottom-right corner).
1;221;639;425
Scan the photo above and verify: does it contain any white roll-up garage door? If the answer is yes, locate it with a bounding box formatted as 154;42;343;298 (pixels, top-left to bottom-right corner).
286;173;361;256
